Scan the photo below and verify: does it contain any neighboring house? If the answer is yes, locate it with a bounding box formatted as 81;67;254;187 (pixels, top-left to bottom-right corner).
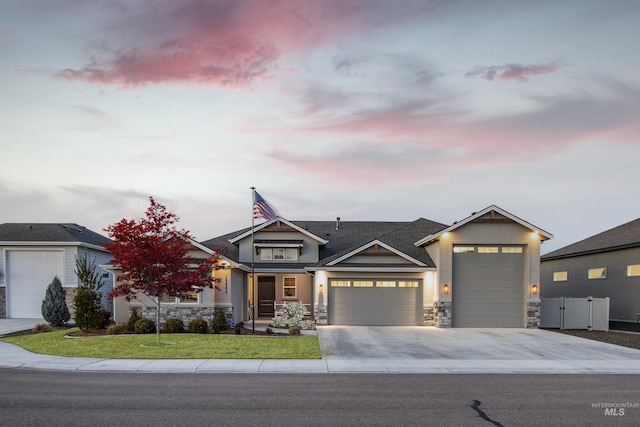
112;205;552;328
541;218;640;322
0;223;114;319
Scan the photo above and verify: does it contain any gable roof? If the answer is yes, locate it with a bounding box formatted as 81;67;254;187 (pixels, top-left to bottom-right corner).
414;205;553;246
227;217;329;245
202;218;448;269
0;223;112;251
542;217;640;261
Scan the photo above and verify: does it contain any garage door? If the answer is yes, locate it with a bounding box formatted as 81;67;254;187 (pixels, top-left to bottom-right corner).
453;246;524;327
6;250;64;318
328;279;422;326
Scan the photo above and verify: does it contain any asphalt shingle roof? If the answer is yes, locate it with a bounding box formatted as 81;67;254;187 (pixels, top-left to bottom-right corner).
200;218;449;268
0;223;112;248
542;217;640;260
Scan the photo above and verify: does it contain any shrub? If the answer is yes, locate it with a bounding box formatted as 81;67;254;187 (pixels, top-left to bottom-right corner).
234;326;242;335
41;276;71;326
189;318;209;334
163;318;185;333
134;318;156;334
214;309;228;332
265;327;274;335
127;308;141;332
281;302;307;320
288;326;301;336
270;316;288;329
300;320;316;330
106;324;126;335
73;287;103;331
73;255;105;331
33;322;54;333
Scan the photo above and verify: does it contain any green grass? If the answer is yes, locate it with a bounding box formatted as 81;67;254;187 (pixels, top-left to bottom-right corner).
0;329;322;359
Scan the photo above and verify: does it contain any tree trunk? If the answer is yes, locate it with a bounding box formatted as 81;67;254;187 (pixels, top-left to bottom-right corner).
156;298;161;343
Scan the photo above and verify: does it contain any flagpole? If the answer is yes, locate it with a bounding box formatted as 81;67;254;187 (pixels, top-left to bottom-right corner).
251;186;256;334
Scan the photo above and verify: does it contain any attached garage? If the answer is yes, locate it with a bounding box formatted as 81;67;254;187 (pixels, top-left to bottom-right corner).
452;246;525;327
328;279;422;326
6;250;64;318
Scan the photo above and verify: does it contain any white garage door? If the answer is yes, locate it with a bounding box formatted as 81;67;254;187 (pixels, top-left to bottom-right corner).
452;246;524;327
328;279;422;326
6;250;64;318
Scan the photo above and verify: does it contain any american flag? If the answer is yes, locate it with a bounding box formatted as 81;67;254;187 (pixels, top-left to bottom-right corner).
253;191;279;221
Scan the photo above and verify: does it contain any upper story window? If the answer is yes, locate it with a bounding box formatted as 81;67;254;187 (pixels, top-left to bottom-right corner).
588;267;607;279
255;240;302;261
553;271;568;282
628;265;640;277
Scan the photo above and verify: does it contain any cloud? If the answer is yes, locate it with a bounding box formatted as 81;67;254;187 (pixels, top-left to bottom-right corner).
465;63;557;82
51;0;405;89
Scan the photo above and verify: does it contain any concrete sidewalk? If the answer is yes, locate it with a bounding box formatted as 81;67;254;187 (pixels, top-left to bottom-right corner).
4;340;640;373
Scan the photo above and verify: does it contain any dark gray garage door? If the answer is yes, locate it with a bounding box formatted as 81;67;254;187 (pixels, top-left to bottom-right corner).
453;246;524;327
328;279;422;326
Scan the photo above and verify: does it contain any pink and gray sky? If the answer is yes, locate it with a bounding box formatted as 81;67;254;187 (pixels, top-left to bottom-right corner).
1;0;639;253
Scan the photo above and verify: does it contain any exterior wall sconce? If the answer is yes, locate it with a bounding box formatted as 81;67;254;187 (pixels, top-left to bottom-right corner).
443;284;449;295
531;284;538;295
319;284;324;295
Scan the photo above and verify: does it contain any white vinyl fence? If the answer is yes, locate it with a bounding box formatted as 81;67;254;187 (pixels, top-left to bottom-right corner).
540;296;609;331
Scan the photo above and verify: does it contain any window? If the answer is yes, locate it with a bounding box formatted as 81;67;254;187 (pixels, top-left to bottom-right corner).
588;268;607;279
502;247;523;254
160;290;200;304
553;271;568;282
478;247;499;253
283;277;297;298
260;248;272;260
353;280;374;287
453;246;475;253
259;247;298;261
376;281;396;287
398;281;419;288
273;248;285;260
286;248;298;260
330;280;350;287
628;265;640;277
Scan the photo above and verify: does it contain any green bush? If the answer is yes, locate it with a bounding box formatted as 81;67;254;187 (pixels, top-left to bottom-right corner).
189;318;209;334
127;308;141;332
163;318;185;333
41;276;70;327
73;255;105;331
73;287;104;331
134;318;156;334
234;326;242;335
265;327;274;335
288;326;301;336
106;324;126;335
214;309;228;332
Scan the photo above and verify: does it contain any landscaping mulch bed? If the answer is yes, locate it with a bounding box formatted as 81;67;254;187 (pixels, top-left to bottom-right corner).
549;321;640;351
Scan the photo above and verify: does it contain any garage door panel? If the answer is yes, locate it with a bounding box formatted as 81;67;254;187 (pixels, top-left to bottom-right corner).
453;246;524;327
329;281;421;326
7;250;64;318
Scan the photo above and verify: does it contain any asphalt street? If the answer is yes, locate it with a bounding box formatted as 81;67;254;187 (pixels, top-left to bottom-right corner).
1;369;640;426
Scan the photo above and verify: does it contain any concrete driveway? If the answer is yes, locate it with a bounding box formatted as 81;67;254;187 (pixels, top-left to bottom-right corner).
0;319;43;336
317;325;640;361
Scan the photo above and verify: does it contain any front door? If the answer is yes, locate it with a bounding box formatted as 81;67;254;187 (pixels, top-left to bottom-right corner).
258;276;276;318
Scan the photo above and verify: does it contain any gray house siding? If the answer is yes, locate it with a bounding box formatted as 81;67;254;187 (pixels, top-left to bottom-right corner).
541;247;640;321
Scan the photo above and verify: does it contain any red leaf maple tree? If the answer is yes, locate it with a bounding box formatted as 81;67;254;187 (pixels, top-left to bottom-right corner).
105;197;224;336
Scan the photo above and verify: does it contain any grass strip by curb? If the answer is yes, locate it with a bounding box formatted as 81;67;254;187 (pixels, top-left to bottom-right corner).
0;328;321;359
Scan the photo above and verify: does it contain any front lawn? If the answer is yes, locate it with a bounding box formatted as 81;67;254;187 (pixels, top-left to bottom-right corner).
0;328;321;359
